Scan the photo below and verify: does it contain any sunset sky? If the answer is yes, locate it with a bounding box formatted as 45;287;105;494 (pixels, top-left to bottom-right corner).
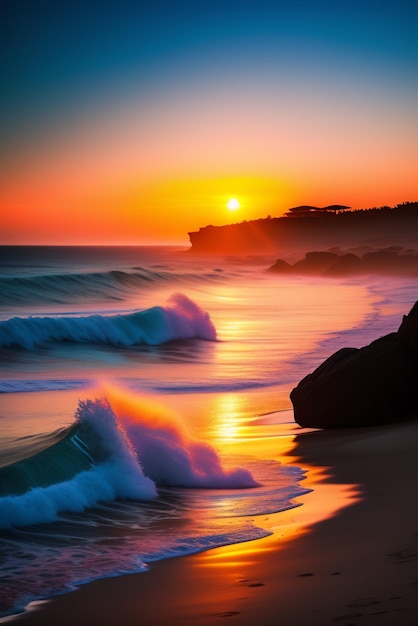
1;0;417;245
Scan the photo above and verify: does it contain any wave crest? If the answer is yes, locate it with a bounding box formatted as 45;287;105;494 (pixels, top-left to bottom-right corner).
110;389;259;489
0;293;217;350
0;391;258;529
0;398;157;529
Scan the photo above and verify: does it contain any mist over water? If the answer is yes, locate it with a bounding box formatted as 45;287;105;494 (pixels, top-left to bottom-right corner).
0;246;416;618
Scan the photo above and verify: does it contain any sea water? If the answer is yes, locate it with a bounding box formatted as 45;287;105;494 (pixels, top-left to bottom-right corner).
0;245;416;618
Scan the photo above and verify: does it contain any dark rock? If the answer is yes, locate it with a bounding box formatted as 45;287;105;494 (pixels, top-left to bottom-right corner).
267;258;292;273
268;247;418;277
325;253;363;275
361;249;418;275
362;249;397;268
292;251;339;273
291;301;418;428
398;300;418;354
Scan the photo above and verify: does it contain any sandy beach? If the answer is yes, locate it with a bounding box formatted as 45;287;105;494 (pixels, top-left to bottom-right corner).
10;418;418;626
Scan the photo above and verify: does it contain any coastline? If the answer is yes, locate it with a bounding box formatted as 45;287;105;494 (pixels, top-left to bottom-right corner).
187;203;418;255
9;419;418;626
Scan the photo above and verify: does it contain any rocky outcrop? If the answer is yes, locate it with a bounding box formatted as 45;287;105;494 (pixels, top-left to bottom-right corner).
291;301;418;428
189;203;418;255
268;248;418;277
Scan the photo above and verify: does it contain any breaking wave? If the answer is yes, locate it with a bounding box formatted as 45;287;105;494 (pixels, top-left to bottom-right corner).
0;393;258;529
0;294;216;350
0;390;310;617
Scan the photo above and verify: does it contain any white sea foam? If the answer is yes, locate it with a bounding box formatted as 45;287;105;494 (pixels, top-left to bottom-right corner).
0;399;157;529
0;393;259;529
106;388;259;489
0;293;216;350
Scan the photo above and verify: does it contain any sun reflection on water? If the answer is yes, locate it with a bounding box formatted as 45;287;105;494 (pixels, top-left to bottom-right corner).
212;393;246;443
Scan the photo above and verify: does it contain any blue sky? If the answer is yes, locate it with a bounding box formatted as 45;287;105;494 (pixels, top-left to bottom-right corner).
3;0;416;133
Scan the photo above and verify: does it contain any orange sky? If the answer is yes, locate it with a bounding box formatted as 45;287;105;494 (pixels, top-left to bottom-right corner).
1;2;417;245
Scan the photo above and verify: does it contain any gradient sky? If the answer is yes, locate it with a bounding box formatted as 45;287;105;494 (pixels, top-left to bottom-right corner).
1;0;417;244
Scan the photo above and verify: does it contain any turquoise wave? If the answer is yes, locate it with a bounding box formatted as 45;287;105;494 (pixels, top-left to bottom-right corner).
0;293;217;350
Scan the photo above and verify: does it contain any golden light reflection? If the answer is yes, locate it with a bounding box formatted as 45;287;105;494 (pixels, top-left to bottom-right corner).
211;393;246;444
198;461;360;570
218;319;251;342
193;426;361;602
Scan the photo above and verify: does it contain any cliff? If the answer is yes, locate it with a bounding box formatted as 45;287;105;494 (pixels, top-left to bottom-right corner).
188;202;418;255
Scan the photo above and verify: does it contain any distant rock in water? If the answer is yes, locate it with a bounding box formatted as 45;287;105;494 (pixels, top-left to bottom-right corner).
268;247;418;276
291;301;418;428
268;258;292;272
293;251;340;273
325;252;364;275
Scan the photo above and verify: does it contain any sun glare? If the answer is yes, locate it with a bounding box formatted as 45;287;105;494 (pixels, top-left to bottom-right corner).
227;198;240;211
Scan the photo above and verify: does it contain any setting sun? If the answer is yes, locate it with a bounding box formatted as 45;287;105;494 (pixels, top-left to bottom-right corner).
227;198;240;211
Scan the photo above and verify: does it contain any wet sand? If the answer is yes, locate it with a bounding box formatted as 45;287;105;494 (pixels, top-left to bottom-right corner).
11;420;418;626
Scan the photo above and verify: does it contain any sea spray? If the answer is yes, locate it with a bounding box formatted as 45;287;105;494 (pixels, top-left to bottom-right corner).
0;293;217;350
0;393;308;619
4;247;416;620
106;387;259;488
163;292;217;344
0;391;258;529
0;398;157;529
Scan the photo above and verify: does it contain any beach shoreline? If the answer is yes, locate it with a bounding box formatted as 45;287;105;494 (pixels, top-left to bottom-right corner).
8;419;418;626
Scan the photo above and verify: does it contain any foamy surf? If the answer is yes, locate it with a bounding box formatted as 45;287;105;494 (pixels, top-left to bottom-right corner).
0;398;157;529
0;391;309;618
5;248;415;621
0;392;258;530
0;293;216;350
108;389;259;489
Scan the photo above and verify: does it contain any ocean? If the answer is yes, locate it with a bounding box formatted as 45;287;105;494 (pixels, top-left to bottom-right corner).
0;245;416;618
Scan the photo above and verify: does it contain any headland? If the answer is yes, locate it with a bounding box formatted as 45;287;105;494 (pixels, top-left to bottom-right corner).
188;202;418;255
